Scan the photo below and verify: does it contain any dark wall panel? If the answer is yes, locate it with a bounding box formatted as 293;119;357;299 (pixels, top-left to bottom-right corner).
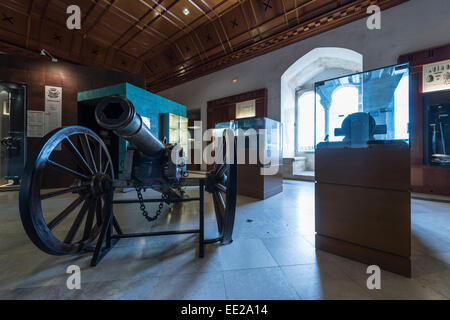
207;88;268;130
0;53;145;161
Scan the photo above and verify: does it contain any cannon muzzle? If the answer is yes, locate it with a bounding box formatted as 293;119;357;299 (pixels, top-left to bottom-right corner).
95;96;166;157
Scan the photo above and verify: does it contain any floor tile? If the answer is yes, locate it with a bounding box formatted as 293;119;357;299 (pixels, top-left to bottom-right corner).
281;263;373;300
217;238;277;271
262;236;317;266
150;272;226;300
223;267;299;300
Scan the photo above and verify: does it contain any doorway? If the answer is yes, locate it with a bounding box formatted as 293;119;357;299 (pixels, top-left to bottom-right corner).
0;82;26;190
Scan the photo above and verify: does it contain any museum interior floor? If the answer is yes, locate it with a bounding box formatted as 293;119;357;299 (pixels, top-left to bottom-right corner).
0;181;449;300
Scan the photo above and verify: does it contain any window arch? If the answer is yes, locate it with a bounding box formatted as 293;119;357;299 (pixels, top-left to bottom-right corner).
296;91;325;152
281;47;363;157
328;86;359;142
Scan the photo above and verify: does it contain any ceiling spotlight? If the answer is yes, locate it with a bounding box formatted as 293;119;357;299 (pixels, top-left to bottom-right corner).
232;78;238;84
183;8;190;16
40;49;58;62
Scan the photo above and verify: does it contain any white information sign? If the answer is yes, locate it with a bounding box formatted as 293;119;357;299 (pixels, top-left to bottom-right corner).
236;100;256;119
44;86;62;134
423;60;450;93
27;110;45;138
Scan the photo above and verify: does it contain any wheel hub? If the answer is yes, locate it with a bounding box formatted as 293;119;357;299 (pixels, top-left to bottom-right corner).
90;173;110;197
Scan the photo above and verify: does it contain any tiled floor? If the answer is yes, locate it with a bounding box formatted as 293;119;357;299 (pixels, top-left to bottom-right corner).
0;181;449;300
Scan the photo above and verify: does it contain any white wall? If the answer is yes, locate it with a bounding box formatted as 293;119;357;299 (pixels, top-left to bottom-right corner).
159;0;450;130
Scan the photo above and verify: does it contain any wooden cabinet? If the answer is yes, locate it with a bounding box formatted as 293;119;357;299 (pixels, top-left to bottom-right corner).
238;164;283;199
315;144;411;277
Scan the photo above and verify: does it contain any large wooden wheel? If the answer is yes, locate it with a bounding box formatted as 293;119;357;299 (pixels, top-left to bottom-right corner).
206;129;237;244
19;126;114;255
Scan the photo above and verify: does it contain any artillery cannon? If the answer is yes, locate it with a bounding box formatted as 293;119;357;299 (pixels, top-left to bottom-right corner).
19;96;237;265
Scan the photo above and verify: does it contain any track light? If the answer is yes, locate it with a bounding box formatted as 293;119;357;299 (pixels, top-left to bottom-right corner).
40;49;58;62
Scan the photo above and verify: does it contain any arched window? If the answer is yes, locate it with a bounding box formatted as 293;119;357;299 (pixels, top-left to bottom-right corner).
328;86;359;142
296;91;324;152
394;75;409;140
281;47;363;158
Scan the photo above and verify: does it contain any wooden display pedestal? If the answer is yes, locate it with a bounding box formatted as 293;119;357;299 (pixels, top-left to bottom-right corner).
237;164;283;200
315;144;411;277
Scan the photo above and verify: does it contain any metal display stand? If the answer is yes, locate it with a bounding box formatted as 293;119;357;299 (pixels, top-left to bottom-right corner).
89;179;206;267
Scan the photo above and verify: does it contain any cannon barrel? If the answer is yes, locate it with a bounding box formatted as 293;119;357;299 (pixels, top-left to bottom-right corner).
95;96;166;157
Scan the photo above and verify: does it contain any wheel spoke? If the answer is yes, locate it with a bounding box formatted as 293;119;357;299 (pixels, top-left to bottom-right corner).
64;197;91;243
41;186;88;200
102;160;110;175
82;198;97;241
217;192;226;214
47;160;90;180
80;134;98;173
47;195;87;230
217;164;228;178
96;197;103;226
215;183;227;193
212;191;225;234
63;137;94;175
98;142;103;173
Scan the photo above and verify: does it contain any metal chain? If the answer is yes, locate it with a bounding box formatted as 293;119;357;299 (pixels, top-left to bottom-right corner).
135;186;166;223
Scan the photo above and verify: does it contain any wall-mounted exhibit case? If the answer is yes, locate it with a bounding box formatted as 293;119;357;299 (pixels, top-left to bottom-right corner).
216;117;283;199
314;63;412;277
78;83;187;179
0;82;26;189
423;90;450;166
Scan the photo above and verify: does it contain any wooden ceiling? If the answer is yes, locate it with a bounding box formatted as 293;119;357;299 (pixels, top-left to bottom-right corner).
0;0;407;92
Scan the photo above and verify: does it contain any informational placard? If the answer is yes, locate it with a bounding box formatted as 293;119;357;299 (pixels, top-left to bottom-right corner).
423;60;450;93
236;99;256;119
27;110;45;138
44;86;62;134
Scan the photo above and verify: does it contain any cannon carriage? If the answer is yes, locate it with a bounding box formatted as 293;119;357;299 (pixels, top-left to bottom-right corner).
19;96;237;265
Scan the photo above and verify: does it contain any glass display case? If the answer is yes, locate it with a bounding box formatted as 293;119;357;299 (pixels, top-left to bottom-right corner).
314;63;410;148
215;117;283;199
0;82;26;187
424;91;450;166
160;113;189;154
215;117;282;166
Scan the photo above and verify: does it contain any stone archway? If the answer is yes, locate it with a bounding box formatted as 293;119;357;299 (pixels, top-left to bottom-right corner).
280;47;363;178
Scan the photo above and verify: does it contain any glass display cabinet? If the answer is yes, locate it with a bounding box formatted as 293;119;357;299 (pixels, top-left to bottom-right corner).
0;82;26;188
314;63;410;148
423;90;450;166
215;117;283;199
160;113;189;156
313;63;412;277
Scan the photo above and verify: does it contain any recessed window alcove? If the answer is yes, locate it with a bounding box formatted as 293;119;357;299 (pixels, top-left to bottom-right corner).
280;48;363;180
